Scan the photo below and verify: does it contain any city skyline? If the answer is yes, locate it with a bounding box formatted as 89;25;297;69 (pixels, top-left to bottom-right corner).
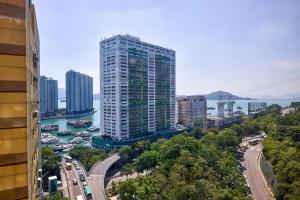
35;0;300;97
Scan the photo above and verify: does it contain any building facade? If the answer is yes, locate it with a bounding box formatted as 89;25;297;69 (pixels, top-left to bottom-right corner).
66;70;93;115
177;95;207;129
0;0;40;199
39;76;58;115
248;102;267;117
100;34;176;140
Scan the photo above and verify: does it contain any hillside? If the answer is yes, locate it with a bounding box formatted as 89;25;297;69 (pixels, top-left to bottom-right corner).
204;91;254;100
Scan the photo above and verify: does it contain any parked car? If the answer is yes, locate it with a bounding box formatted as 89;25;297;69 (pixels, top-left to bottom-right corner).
73;178;78;185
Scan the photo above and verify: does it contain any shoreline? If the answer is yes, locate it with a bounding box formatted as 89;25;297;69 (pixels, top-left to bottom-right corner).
41;110;96;120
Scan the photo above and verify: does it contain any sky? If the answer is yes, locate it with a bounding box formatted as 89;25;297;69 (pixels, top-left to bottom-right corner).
34;0;300;97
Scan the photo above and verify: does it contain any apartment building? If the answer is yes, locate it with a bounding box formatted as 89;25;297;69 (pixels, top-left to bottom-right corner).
66;70;93;115
39;76;58;115
0;0;40;199
100;34;176;140
177;95;207;129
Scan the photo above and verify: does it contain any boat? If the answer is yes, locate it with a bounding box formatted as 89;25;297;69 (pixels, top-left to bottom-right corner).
69;136;83;144
51;142;74;152
75;131;91;140
67;119;92;128
207;107;216;110
87;126;100;132
57;130;73;136
41;135;60;144
237;106;243;109
41;124;59;132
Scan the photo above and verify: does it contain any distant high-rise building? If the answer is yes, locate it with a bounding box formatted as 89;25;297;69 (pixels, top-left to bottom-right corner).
0;0;40;199
66;70;93;114
100;34;176;140
39;76;58;115
248;102;267;117
177;96;207;129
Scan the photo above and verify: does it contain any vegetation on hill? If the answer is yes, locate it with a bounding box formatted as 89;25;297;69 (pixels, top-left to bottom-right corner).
69;146;108;171
114;130;251;199
261;104;300;199
113;102;300;200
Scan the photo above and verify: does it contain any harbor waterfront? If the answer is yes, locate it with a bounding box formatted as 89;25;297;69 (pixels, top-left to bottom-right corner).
41;98;300;145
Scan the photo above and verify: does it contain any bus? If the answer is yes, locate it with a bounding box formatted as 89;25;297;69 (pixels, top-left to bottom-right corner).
66;162;72;170
85;185;92;200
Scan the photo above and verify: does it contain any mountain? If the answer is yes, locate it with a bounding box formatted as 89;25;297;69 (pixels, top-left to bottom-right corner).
204;91;254;100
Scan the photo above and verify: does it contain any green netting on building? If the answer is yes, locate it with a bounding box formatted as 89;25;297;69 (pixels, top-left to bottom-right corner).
128;48;149;137
155;54;171;131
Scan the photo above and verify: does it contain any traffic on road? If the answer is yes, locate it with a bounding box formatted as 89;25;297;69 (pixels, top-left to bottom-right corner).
61;155;93;200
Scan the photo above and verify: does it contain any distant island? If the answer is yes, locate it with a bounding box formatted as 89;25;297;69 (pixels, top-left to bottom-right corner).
204;91;254;100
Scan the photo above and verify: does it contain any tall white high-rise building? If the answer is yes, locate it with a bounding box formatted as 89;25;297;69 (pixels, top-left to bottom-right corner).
66;70;93;114
100;34;176;140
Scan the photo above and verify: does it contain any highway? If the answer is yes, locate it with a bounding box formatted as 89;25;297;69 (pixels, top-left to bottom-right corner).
88;154;120;200
241;141;275;200
61;160;87;200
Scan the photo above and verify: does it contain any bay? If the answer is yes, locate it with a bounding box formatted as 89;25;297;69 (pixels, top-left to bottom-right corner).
42;97;300;143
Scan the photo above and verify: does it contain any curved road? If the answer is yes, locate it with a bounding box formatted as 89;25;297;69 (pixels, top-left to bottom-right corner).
241;142;275;200
88;154;120;200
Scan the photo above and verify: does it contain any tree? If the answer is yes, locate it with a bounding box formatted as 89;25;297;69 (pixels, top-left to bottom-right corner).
69;146;108;171
267;104;282;114
136;151;159;172
121;163;135;176
42;147;61;188
193;119;204;139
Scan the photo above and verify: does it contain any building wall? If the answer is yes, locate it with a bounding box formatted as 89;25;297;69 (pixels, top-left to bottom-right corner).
177;96;207;129
66;70;93;115
0;0;40;199
100;34;176;140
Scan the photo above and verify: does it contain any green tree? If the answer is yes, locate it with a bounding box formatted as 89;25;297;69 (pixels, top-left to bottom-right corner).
69;146;107;171
136;151;159;172
42;147;61;187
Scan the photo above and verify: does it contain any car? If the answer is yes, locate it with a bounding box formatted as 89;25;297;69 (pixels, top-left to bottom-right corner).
73;161;78;165
79;173;85;182
73;178;78;185
75;165;80;170
83;182;87;187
